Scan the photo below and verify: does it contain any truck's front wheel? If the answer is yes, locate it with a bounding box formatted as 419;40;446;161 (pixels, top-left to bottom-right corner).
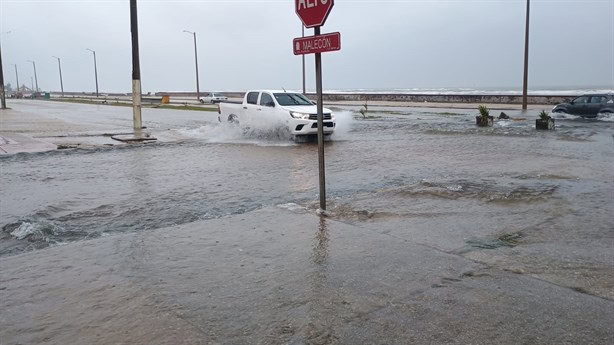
228;114;239;125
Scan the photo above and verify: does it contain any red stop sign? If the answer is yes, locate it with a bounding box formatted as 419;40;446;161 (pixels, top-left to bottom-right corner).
295;0;334;28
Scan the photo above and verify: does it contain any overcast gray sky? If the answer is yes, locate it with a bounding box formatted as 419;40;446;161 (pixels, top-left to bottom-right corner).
1;0;613;93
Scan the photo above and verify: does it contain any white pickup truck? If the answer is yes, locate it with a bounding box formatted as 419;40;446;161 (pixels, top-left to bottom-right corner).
218;90;336;141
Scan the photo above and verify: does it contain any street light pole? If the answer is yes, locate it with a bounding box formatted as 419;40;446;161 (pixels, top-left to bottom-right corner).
0;30;10;108
86;48;99;97
302;25;306;95
183;30;200;102
12;64;19;93
522;0;530;110
27;60;38;94
0;47;6;109
52;56;64;97
130;0;142;130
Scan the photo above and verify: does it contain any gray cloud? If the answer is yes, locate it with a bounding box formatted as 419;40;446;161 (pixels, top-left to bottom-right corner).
2;0;613;93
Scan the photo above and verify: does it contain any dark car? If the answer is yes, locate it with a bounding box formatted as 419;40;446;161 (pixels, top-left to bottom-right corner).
553;94;614;117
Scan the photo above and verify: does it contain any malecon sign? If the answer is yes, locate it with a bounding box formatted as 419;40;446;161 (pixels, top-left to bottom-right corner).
293;32;341;55
295;0;334;28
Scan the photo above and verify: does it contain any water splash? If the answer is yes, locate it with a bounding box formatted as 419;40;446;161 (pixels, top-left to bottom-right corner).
176;122;294;146
331;111;355;140
551;112;581;120
596;112;614;122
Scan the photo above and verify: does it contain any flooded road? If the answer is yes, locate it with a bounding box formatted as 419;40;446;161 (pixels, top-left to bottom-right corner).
1;100;613;344
1;101;612;256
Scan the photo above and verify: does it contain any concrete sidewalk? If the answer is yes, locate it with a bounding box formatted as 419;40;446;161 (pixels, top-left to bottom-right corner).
1;206;612;345
0;133;57;154
0;102;190;154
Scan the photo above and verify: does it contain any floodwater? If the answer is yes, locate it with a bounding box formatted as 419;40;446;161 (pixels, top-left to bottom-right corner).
1;101;614;344
1;102;613;256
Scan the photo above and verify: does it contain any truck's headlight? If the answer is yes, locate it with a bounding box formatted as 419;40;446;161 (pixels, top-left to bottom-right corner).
290;112;310;119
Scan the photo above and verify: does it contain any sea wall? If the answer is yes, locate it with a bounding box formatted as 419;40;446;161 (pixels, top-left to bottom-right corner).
303;93;573;105
156;92;574;105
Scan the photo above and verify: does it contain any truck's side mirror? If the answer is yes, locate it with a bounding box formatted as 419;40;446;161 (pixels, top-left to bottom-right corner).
266;101;275;107
311;101;317;105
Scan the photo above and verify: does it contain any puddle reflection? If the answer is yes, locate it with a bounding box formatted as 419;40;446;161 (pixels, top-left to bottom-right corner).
305;217;338;343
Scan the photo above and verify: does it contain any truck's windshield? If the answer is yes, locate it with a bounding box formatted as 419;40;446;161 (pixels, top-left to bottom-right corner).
274;93;313;106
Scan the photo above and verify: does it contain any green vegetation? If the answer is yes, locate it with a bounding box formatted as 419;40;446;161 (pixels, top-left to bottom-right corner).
359;102;368;118
539;110;551;120
478;105;490;118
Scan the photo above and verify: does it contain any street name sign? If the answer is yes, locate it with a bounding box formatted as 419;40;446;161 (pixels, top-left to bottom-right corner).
295;0;334;28
293;32;341;55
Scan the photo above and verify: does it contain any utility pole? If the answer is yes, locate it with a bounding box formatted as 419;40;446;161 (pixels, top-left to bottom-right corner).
12;64;19;93
0;47;6;109
52;56;64;97
183;30;200;102
0;31;9;108
86;48;99;97
522;0;530;110
302;25;306;95
130;0;142;130
27;60;38;94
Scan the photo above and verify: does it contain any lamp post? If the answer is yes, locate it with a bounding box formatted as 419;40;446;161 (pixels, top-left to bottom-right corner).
86;48;99;97
52;56;64;97
183;30;201;102
0;30;10;108
522;0;530;110
27;60;38;94
12;64;19;93
0;48;6;109
130;0;142;130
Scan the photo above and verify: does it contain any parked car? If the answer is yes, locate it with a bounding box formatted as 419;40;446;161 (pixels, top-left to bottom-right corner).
552;94;614;117
200;93;228;104
218;90;336;142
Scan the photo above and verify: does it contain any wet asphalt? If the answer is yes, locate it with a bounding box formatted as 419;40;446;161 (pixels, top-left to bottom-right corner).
0;100;613;344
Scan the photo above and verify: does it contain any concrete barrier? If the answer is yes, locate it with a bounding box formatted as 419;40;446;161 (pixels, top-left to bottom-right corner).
304;93;575;105
156;91;575;105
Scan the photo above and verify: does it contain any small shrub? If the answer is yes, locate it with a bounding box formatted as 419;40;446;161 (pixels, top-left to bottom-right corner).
478;105;490;118
539;110;550;120
359;101;368;119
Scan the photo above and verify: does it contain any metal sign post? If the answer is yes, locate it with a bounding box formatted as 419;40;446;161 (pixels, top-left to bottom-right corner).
314;26;326;211
295;0;337;212
302;25;306;95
